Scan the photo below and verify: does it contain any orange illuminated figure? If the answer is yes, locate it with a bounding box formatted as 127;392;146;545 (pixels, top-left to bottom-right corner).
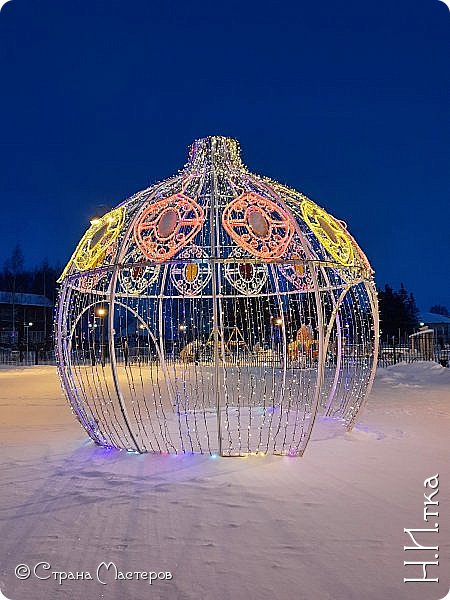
296;324;313;350
222;192;295;259
288;324;318;361
134;193;205;262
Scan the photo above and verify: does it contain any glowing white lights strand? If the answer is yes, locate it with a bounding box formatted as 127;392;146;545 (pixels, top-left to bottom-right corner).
55;136;378;456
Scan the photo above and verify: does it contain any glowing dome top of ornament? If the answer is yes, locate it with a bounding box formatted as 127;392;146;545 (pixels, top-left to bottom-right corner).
55;136;379;457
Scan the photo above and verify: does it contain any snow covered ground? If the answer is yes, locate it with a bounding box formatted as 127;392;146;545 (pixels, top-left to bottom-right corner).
0;362;449;600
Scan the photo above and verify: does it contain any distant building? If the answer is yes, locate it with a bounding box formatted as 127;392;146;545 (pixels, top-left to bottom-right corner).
417;312;450;346
0;291;53;348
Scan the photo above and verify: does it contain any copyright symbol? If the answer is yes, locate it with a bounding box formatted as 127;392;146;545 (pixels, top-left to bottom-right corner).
15;564;30;580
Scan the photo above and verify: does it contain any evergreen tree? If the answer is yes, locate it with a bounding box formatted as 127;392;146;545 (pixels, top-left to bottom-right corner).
3;243;24;290
1;247;61;349
378;283;419;338
1;249;60;299
429;305;449;317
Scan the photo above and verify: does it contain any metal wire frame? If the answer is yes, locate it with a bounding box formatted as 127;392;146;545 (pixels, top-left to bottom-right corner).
55;136;379;456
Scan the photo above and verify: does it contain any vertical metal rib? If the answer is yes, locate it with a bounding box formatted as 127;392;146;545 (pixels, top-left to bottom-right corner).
108;263;141;452
210;139;223;455
346;281;380;430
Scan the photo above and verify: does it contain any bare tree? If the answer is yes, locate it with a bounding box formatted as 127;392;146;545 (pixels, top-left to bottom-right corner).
3;244;25;345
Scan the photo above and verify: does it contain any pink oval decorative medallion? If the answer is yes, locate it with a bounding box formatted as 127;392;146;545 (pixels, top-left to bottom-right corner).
134;193;205;262
222;192;295;259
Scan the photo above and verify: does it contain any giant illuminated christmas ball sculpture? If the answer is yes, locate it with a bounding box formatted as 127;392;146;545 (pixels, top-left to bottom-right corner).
55;136;379;456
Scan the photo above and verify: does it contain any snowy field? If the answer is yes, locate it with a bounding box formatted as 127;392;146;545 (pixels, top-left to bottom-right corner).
0;363;449;600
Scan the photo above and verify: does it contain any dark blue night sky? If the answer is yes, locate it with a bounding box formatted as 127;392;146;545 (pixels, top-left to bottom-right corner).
0;0;449;310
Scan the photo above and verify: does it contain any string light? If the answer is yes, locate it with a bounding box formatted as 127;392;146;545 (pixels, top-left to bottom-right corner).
55;136;379;456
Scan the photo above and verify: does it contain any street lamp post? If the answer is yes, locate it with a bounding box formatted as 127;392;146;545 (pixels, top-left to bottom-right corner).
96;307;107;366
178;323;187;355
271;316;283;361
24;322;33;360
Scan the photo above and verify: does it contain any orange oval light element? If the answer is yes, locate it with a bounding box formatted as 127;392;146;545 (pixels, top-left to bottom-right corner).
294;263;304;276
185;263;198;282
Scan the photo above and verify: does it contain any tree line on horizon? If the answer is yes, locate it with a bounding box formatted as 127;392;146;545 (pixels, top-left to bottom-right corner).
0;244;61;305
0;244;448;341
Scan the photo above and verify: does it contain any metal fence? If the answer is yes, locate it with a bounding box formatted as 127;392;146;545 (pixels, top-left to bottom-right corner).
377;342;449;368
0;349;56;366
0;342;448;368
